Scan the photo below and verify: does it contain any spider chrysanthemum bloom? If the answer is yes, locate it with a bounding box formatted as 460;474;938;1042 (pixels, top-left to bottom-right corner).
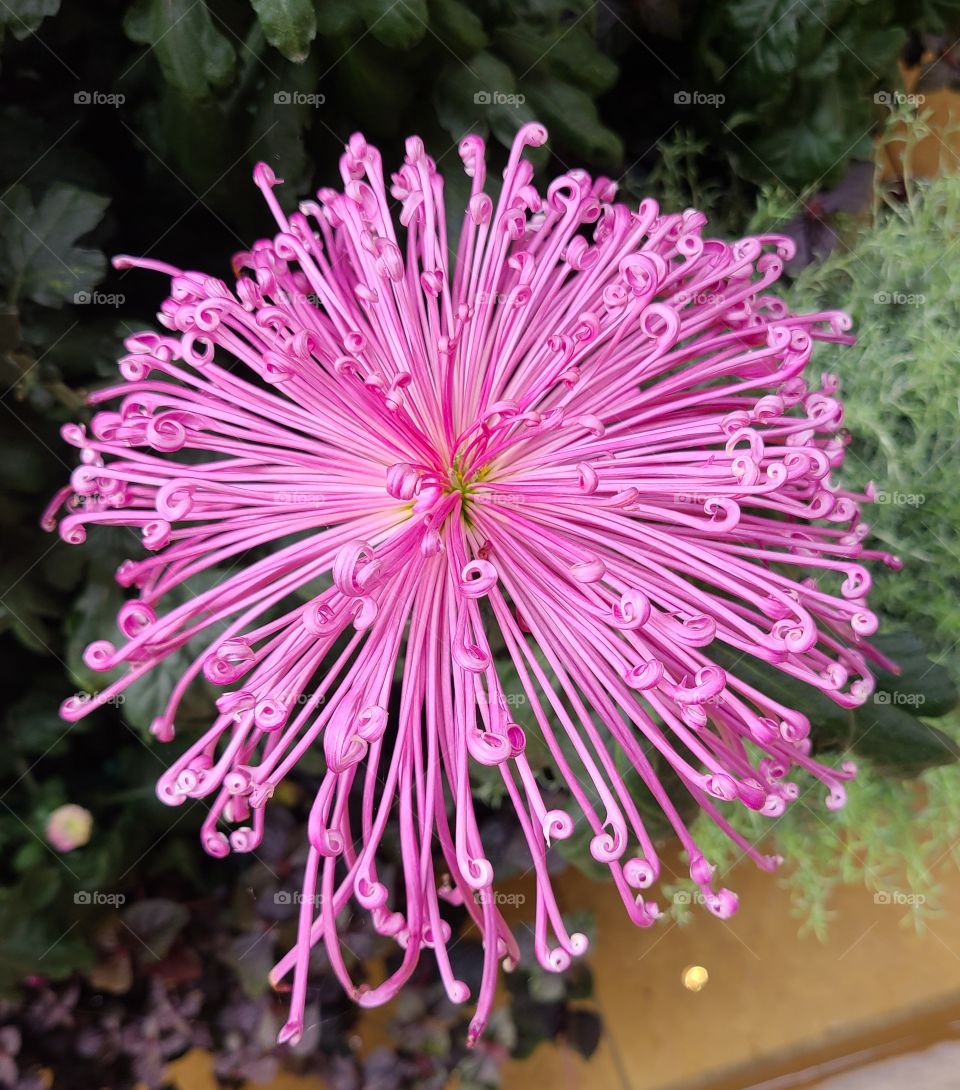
47;123;898;1045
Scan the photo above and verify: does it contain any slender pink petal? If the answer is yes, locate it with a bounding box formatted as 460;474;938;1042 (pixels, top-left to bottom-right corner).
50;124;896;1045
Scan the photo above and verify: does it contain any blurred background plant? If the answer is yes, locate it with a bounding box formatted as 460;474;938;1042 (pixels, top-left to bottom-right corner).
2;1;960;1087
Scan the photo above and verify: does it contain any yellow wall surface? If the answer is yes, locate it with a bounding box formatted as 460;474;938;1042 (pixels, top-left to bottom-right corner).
169;847;960;1090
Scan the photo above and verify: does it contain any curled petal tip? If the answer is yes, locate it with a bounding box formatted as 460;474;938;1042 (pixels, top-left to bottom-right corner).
466;1015;488;1048
277;1020;302;1046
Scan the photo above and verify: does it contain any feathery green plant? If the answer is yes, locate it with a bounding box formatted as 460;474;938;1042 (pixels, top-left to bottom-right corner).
667;156;960;935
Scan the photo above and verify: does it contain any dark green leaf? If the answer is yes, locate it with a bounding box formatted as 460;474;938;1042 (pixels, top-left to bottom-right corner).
332;39;417;129
850;702;960;773
566;1008;602;1058
66;580;126;695
313;0;363;35
6;691;84;758
0;184;108;307
249;56;322;202
528;966;566;1002
523;77;622;168
122;898;189;960
722;0;804;78
359;0;428;50
563;960;594;1000
870;631;959;718
0;901;93;991
124;0;236;100
434;51;520;143
743;85;857;188
153;87;234;194
428;0;487;55
540;28;618;95
848;26;907;72
0;0;59;39
250;0;316;63
66;567;232;734
708;644;852;742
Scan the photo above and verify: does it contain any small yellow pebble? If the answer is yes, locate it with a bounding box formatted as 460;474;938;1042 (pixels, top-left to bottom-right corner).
682;965;709;992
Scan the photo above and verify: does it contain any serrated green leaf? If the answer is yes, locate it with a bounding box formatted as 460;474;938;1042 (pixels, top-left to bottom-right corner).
493;22;616;95
848;25;906;71
0;183;108;307
124;0;235;100
250;0;316;62
723;0;804;78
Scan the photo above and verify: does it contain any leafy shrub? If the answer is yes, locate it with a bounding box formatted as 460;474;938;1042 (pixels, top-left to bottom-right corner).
608;0;960;211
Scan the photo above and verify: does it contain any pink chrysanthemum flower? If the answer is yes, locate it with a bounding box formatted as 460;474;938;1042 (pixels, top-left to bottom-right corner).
47;123;898;1045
